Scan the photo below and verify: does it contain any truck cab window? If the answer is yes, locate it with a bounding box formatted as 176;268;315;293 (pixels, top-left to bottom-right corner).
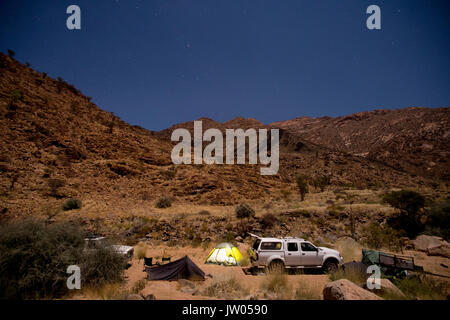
287;242;298;251
301;242;317;252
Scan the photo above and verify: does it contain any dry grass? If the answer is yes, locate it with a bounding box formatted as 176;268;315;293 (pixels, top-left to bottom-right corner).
334;237;362;262
202;274;249;299
83;283;125;300
294;278;322;300
134;243;147;260
260;274;293;299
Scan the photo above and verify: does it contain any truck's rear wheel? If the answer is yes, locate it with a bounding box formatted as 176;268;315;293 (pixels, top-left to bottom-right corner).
323;260;338;274
267;260;285;274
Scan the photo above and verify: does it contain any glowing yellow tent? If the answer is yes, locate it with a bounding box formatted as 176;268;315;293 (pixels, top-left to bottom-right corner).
205;242;244;266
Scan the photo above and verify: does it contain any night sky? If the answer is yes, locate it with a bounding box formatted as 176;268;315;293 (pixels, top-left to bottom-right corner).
1;0;449;130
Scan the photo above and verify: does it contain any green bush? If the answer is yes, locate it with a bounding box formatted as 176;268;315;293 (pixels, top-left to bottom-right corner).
62;198;82;211
155;197;172;208
383;190;426;237
80;242;126;287
0;220;84;299
424;200;450;240
235;203;255;219
295;174;309;201
0;220;126;299
261;213;277;229
362;222;405;251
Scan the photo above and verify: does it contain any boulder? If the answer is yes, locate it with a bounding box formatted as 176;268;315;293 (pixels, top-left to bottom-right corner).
323;279;383;300
364;279;406;298
410;235;448;252
427;245;450;259
410;235;450;259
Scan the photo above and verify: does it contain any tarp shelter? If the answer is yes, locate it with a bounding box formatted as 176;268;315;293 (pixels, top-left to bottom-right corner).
146;256;205;281
205;242;244;266
341;261;369;278
362;248;380;265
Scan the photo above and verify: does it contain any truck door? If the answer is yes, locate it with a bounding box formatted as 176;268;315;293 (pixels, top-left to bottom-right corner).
285;242;301;266
300;242;321;266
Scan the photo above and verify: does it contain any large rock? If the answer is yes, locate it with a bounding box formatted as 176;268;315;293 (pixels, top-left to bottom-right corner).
410;235;450;259
410;235;448;252
427;245;450;259
364;279;406;298
323;279;383;300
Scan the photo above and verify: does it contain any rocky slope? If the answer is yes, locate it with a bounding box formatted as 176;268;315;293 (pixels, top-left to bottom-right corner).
0;53;445;218
271;108;450;182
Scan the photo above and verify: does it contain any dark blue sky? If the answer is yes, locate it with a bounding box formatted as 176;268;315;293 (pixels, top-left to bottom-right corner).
1;1;449;130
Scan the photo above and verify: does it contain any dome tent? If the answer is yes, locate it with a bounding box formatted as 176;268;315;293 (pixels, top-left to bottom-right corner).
205;242;244;266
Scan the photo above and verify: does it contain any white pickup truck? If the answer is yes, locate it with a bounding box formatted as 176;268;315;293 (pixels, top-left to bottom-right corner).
249;234;343;273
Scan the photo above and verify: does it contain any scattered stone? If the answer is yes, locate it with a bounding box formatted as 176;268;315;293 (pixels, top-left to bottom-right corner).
141;293;156;300
125;293;144;300
323;279;383;300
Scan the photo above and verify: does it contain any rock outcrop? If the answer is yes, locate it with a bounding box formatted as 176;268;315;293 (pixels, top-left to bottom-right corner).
323;279;383;300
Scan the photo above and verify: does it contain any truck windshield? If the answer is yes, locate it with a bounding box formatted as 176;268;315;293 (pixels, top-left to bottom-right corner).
252;239;261;250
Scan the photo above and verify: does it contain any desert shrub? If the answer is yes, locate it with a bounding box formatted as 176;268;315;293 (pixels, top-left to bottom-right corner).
235;220;251;236
261;213;278;229
295;174;309;201
203;275;248;299
184;227;194;240
47;178;65;195
391;275;447;300
0;220;84;299
224;231;235;243
280;189;291;200
261;274;292;299
294;278;322;300
80;242;126;287
192;236;202;248
134;244;147;260
362;222;405;251
155;197;172;208
131;279;146;294
225;222;233;231
235;203;255;219
10;89;23;102
198;210;211;216
312;175;331;192
383;190;426;238
424;200;450;240
239;256;250;267
62;198;82;211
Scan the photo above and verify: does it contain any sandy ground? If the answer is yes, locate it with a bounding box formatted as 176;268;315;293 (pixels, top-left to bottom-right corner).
70;241;450;300
125;244;329;300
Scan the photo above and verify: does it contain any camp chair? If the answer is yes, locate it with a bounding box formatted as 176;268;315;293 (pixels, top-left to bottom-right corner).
144;257;153;267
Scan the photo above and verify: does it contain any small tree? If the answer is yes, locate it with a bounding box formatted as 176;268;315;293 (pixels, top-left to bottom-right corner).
317;175;331;192
47;178;65;196
295;174;309;201
235;204;255;219
382;190;426;238
7;49;15;58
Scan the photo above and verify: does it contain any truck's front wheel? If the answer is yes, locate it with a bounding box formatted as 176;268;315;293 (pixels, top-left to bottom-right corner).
267;260;285;274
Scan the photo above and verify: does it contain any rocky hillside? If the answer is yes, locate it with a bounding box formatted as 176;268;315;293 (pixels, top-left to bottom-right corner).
271;108;450;182
0;53;445;218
